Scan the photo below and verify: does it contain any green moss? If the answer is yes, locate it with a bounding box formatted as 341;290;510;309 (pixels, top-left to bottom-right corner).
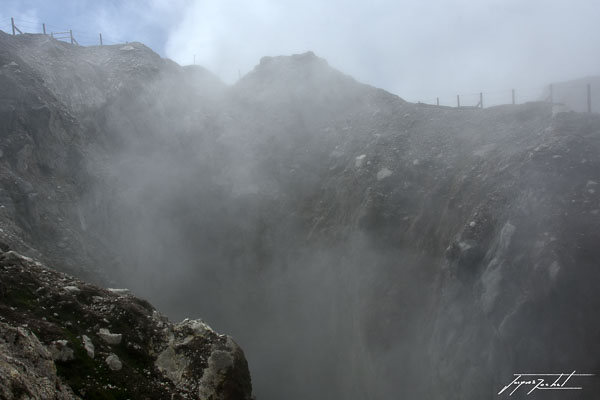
5;286;36;308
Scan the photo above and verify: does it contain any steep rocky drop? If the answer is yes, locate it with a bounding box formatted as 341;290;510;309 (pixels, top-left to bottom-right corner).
2;31;600;399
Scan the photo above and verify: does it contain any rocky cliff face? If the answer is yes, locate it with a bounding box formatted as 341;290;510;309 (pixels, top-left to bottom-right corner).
1;31;600;399
0;248;252;399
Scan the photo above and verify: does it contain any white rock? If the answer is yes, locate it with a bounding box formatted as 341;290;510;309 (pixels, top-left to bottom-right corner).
355;154;367;168
376;167;393;181
155;346;187;384
119;45;134;51
107;288;130;295
63;285;80;294
186;319;214;336
82;335;95;358
198;351;235;399
98;328;122;345
105;354;122;371
48;340;75;361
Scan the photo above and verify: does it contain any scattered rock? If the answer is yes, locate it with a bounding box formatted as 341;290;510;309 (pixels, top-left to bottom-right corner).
107;288;130;295
376;167;393;181
105;354;122;371
48;340;75;362
355;154;367;168
82;335;94;359
97;328;122;345
63;285;80;294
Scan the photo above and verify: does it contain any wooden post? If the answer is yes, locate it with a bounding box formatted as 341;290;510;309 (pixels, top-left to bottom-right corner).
70;30;74;44
457;95;460;108
99;33;103;46
480;92;483;109
436;97;439;106
42;23;46;35
512;89;515;105
549;84;554;103
11;17;15;35
588;83;592;113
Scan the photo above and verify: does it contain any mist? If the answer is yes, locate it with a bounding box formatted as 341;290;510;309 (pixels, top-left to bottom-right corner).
44;49;436;398
4;0;600;103
3;1;600;399
162;0;600;103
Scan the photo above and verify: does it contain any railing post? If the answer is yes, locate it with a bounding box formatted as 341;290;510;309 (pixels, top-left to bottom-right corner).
588;83;592;113
42;23;46;35
512;89;515;105
99;33;103;46
11;17;15;35
436;97;439;106
457;95;460;108
70;29;74;45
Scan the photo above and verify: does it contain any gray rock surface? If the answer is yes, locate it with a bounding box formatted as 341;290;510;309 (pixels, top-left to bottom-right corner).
48;340;75;362
81;335;94;359
105;353;122;371
0;322;77;399
0;249;253;399
97;328;122;345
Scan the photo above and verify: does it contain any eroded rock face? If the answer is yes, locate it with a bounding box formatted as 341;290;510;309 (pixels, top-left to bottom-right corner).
0;322;77;399
0;249;253;399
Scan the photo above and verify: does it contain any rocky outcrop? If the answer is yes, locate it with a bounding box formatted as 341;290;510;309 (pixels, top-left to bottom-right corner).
0;249;253;399
0;322;77;399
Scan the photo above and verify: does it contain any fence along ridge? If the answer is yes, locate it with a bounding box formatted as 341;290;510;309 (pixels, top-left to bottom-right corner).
4;17;597;112
5;16;122;47
420;81;594;113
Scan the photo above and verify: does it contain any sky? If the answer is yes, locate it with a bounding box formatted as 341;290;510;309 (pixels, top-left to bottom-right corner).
2;0;600;105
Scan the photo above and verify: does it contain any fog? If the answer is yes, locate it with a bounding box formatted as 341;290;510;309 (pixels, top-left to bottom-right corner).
163;0;600;104
3;1;600;399
4;0;600;103
32;48;437;399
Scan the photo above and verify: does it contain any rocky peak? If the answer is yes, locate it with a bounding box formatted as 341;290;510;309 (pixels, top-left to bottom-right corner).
234;50;390;108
